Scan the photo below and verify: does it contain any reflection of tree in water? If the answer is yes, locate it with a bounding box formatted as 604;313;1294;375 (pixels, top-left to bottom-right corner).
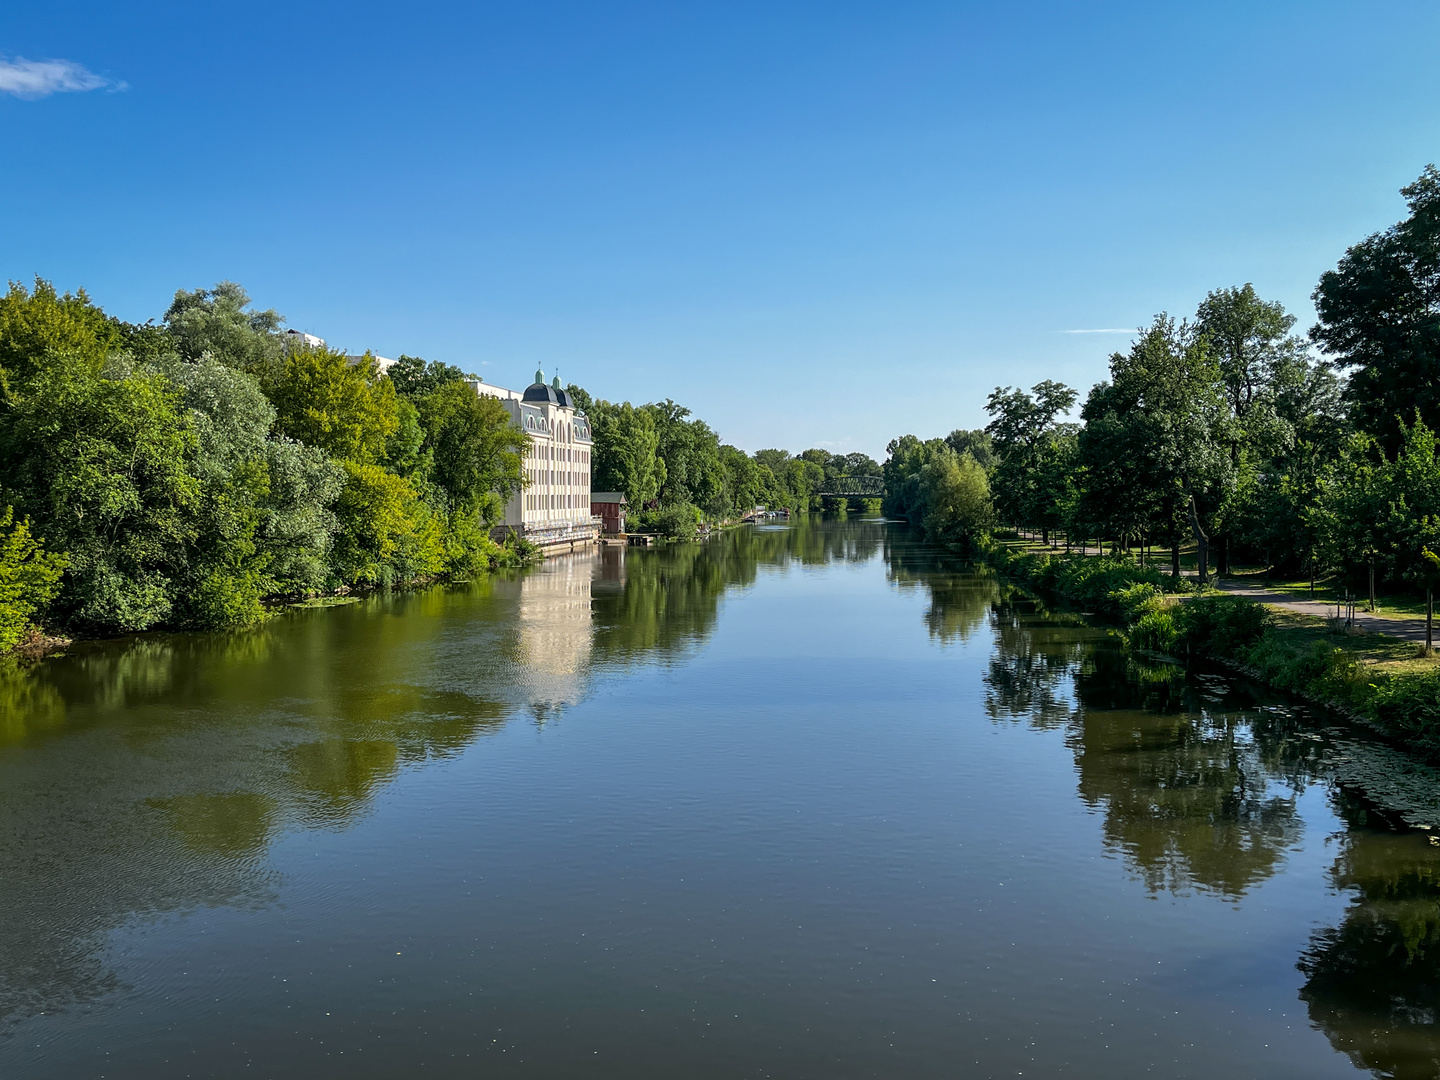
884;533;1000;643
0;585;517;1024
1299;801;1440;1080
984;599;1308;898
591;515;887;663
0;515;892;1024
985;596;1091;727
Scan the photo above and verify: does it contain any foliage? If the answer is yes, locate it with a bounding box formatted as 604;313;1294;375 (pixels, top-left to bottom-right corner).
164;281;284;371
0;350;199;633
1077;316;1234;578
1313;165;1440;450
636;501;702;540
417;380;528;518
260;345;400;465
1172;595;1270;657
388;354;476;400
0;507;68;652
0;278;121;387
589;399;665;508
331;463;445;587
917;452;994;553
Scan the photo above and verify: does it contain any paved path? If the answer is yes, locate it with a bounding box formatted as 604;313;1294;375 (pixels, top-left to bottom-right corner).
1212;578;1434;644
1008;535;1436;644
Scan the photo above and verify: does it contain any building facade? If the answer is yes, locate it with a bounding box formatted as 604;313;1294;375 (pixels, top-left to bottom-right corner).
471;371;597;550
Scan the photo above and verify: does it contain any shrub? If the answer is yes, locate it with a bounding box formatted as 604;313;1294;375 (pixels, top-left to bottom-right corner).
1111;582;1168;623
0;507;68;652
638;502;702;540
1367;673;1440;755
1173;594;1270;657
1130;610;1178;652
192;566;267;630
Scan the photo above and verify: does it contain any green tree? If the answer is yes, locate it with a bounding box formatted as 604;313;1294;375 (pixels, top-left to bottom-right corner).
1313;165;1440;449
944;429;994;470
331;463;445;587
0;352;199;632
1078;317;1233;582
0;277;122;389
591;400;665;507
389;354;477;401
417;380;528;517
164;281;284;372
985;380;1077;541
0;508;68;652
260;346;400;465
919;452;995;553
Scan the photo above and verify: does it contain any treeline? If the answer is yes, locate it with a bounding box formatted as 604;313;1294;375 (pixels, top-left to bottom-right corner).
885;163;1440;607
0;281;531;649
565;381;881;537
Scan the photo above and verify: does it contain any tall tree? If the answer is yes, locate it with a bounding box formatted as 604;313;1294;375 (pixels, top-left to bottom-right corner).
1077;316;1233;582
164;282;285;372
1313;165;1440;449
985;379;1077;540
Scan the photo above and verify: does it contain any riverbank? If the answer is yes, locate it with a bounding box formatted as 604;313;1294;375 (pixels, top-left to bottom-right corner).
0;539;546;663
990;541;1440;760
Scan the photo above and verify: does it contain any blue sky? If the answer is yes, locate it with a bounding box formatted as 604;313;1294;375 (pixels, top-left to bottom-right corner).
3;2;1438;458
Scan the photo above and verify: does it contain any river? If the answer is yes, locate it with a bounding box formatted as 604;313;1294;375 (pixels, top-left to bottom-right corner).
1;517;1438;1078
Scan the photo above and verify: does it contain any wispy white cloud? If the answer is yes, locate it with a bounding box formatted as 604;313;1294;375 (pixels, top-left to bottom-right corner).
1060;328;1136;335
0;56;125;99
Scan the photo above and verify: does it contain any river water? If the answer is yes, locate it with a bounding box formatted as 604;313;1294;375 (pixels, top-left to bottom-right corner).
2;517;1439;1078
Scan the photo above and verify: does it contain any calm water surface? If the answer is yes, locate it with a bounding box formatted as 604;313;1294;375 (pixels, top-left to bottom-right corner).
3;518;1440;1078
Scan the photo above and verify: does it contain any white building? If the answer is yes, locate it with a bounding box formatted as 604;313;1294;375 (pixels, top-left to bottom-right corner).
471;370;597;550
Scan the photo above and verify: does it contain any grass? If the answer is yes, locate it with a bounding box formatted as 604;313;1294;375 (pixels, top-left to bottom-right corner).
1262;608;1438;675
1001;531;1438;623
990;533;1440;757
1224;569;1432;620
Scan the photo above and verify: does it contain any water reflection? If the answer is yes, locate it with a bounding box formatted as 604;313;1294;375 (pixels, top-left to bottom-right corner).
886;537;1000;642
1299;805;1440;1080
983;596;1306;899
0;516;890;1024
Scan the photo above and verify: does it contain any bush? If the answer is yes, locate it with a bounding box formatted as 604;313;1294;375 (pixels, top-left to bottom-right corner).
192;566;267;630
0;508;68;652
637;502;702;541
1130;610;1179;652
1367;672;1440;755
1173;595;1270;657
1111;582;1168;623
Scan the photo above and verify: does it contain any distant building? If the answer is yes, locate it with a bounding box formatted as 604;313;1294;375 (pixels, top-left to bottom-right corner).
280;329;325;349
279;329;397;375
472;370;597;551
590;492;627;534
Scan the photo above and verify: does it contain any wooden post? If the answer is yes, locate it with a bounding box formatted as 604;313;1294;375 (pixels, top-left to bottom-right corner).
1429;587;1434;655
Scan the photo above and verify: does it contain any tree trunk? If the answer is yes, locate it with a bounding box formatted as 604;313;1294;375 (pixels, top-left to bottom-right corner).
1042;528;1049;546
1171;537;1180;580
1186;496;1209;587
1217;533;1229;576
1429;588;1434;654
1370;560;1376;613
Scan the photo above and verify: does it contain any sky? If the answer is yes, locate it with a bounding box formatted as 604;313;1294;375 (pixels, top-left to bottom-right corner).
3;2;1439;459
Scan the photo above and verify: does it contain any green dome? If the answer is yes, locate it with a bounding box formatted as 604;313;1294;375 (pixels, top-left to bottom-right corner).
534;368;545;385
552;375;562;390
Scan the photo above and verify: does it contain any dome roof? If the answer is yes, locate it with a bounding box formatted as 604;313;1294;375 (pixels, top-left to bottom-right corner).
551;375;571;408
523;381;559;404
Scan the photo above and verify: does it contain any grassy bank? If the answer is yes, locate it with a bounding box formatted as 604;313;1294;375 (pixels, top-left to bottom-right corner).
991;542;1440;759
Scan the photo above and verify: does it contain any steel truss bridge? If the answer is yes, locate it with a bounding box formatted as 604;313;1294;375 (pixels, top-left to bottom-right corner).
815;475;884;498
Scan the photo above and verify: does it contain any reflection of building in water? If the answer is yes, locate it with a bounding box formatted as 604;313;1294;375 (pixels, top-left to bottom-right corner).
498;551;623;716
